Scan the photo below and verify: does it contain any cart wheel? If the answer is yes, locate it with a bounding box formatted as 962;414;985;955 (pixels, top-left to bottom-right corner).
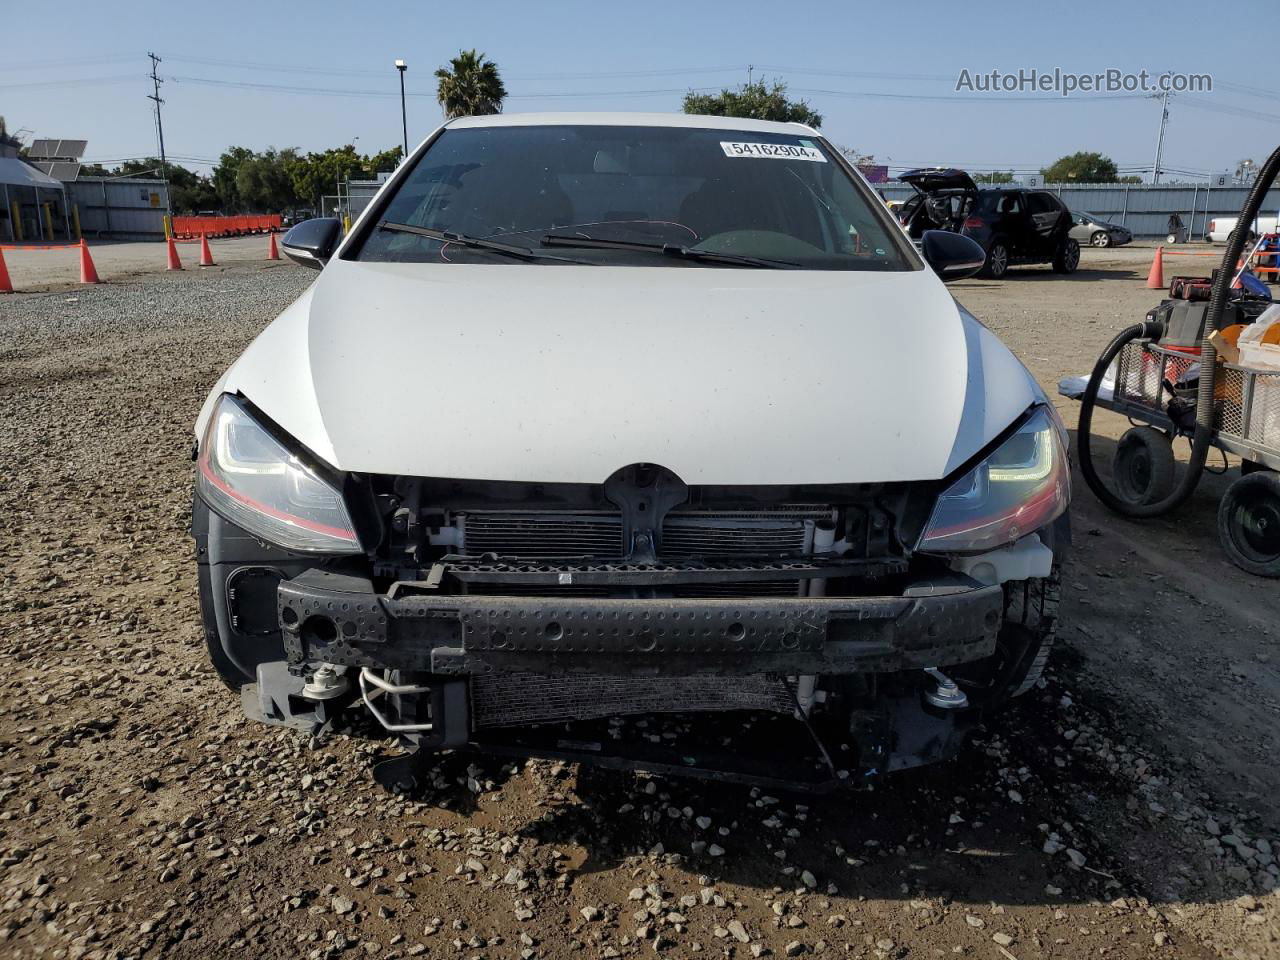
1112;427;1176;504
1218;471;1280;577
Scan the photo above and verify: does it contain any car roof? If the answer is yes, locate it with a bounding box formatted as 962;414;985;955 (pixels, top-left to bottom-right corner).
444;111;820;136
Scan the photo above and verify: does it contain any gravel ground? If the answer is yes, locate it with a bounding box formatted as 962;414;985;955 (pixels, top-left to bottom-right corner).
0;254;1277;960
1;235;285;292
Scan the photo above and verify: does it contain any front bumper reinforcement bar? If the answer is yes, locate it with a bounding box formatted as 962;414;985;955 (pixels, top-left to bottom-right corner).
277;570;1003;677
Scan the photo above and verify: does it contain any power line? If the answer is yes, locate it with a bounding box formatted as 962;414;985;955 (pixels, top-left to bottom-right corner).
0;73;142;90
167;74;719;100
793;86;1151;104
164;54;748;83
0;54;141;73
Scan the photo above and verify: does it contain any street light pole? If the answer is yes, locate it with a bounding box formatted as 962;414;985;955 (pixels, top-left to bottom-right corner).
395;60;408;160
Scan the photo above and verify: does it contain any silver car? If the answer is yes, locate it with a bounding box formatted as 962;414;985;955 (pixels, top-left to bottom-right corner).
1069;211;1132;247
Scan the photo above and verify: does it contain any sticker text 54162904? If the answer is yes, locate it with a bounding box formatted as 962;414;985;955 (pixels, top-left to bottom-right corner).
720;141;827;162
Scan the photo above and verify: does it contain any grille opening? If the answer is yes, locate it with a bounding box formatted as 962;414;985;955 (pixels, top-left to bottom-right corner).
457;507;835;561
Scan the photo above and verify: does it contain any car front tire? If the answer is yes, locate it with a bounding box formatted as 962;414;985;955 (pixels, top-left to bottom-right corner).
1052;237;1080;273
1090;231;1111;247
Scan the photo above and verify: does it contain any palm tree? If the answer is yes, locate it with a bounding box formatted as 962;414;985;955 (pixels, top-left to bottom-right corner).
435;50;507;119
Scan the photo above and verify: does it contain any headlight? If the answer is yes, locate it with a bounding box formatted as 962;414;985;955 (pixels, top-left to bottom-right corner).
196;394;361;553
918;406;1069;554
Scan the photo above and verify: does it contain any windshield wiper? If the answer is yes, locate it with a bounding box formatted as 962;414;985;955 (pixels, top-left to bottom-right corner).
376;221;589;263
541;233;798;269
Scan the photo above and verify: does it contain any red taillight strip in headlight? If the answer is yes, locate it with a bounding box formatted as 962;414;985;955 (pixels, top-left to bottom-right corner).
198;451;359;544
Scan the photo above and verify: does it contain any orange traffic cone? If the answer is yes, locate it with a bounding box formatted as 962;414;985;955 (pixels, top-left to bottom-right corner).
79;239;101;284
166;236;183;271
199;233;215;266
1145;245;1164;289
266;231;280;260
0;247;12;293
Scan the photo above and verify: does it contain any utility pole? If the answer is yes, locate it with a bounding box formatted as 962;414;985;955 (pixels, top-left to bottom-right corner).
747;64;754;86
146;52;172;219
1150;89;1171;185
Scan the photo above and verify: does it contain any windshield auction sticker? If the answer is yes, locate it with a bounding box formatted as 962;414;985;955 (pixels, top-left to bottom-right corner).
720;141;827;162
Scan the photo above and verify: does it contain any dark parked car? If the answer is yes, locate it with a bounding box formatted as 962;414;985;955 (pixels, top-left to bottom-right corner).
898;169;1080;279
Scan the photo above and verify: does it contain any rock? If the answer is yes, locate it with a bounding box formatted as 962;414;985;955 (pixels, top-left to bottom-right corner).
800;870;817;889
580;906;601;922
708;844;725;857
1154;931;1169;946
964;915;985;928
727;920;750;943
1066;848;1087;868
992;932;1013;946
332;896;355;915
784;940;806;956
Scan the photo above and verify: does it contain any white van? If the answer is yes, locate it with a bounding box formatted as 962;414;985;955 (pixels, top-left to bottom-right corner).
1206;214;1279;244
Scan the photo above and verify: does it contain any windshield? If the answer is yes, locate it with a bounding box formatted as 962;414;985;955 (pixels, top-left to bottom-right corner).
352;125;914;271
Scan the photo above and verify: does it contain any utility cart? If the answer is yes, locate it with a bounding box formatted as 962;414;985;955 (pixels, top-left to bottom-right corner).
1063;335;1280;576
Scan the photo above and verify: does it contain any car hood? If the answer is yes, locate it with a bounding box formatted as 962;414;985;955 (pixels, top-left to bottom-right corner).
201;260;1038;485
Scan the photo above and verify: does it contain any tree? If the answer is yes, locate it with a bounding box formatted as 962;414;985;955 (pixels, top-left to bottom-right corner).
974;171;1015;184
235;148;299;212
1040;152;1119;183
836;145;874;165
365;146;404;176
435;50;507;118
0;116;20;150
683;80;822;128
286;145;368;210
213;146;255;210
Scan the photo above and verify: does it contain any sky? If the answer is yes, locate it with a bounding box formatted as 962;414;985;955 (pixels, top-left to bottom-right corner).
4;0;1277;181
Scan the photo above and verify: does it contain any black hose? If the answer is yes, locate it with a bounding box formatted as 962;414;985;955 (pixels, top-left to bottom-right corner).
1077;143;1280;517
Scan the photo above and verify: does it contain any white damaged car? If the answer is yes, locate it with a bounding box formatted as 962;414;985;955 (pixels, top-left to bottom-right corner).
192;113;1069;786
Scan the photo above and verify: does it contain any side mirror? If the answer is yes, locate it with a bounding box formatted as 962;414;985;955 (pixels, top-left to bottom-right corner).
281;217;342;270
920;229;986;282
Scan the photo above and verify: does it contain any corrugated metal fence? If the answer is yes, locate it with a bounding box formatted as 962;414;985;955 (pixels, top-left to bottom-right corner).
877;182;1280;239
69;177;170;239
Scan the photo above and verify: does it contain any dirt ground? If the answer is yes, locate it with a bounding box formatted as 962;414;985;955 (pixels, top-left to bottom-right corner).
0;245;1277;960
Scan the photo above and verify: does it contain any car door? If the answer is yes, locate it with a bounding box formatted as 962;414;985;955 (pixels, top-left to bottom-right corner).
1068;213;1092;244
991;191;1028;256
1026;192;1066;256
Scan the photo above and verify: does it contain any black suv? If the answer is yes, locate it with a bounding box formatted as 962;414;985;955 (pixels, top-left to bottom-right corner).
897;169;1080;279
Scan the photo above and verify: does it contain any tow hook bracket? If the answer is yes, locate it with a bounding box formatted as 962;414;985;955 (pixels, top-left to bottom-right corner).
922;667;969;710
